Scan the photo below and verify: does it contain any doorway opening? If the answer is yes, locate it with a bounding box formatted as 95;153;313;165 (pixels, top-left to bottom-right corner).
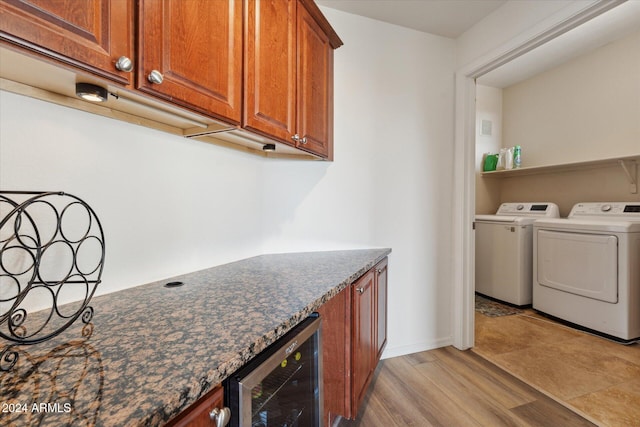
453;0;639;351
456;2;640;424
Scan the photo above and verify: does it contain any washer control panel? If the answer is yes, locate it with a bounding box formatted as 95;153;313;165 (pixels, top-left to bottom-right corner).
496;202;560;217
569;202;640;218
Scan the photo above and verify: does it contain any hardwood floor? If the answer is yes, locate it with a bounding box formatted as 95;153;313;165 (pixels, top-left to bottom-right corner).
474;309;640;427
338;346;595;427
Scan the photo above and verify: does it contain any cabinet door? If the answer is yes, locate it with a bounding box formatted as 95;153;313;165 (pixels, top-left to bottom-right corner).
244;0;297;143
168;384;227;427
375;258;388;360
0;0;133;85
316;286;351;423
296;0;333;159
351;269;375;414
138;0;242;123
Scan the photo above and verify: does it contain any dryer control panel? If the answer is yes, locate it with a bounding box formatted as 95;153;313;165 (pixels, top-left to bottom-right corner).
569;202;640;218
496;202;560;217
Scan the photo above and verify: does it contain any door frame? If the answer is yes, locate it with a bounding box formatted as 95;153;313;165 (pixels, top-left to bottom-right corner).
451;0;626;349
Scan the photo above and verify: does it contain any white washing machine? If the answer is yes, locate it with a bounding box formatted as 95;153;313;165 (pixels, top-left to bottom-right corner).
475;202;560;306
533;202;640;342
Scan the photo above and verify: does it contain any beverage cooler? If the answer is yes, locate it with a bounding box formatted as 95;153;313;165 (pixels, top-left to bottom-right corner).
225;314;323;427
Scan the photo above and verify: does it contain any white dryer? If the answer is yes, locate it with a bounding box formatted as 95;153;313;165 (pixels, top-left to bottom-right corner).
533;202;640;342
475;202;560;306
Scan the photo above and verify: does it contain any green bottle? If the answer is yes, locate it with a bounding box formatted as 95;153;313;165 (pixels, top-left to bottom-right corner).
514;145;522;168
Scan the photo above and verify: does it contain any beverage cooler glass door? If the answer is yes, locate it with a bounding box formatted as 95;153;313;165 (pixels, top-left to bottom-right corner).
225;315;323;427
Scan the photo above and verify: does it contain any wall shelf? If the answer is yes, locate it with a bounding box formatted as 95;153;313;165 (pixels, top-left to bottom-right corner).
481;154;639;193
482;154;639;177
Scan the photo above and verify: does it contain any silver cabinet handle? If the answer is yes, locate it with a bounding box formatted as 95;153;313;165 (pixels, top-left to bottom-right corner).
148;70;164;84
115;56;133;72
291;134;307;145
356;287;365;294
209;407;231;427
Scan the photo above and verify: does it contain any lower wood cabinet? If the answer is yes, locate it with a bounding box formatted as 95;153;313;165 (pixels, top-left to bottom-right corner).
167;384;229;427
317;257;388;424
169;257;389;427
351;268;376;414
375;257;388;361
316;281;351;424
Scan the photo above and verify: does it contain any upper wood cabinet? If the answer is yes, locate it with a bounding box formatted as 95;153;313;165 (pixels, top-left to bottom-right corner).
0;0;134;86
244;0;297;143
296;1;334;158
0;0;341;159
244;0;341;159
138;0;243;124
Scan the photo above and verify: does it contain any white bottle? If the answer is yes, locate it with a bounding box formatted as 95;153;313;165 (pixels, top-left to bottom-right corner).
505;147;514;169
496;148;506;170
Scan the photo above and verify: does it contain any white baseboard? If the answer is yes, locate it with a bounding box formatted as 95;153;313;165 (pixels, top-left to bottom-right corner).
381;336;453;359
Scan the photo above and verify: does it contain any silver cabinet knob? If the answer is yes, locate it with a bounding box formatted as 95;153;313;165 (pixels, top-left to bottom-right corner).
209;407;231;427
115;56;133;72
356;287;365;294
147;70;164;84
291;134;307;145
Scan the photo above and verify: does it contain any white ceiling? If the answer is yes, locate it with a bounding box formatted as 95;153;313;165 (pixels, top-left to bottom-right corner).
316;0;507;38
317;0;640;88
478;0;640;87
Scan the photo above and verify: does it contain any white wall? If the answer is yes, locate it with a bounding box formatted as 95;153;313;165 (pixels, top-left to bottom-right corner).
0;8;457;357
502;29;640;167
475;29;640;216
0;92;266;304
263;8;457;356
475;85;502;214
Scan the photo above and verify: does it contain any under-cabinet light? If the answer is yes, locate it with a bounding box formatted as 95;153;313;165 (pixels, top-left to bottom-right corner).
263;144;276;152
75;83;108;103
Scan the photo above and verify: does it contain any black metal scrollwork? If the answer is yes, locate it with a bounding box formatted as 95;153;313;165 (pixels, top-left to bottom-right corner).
0;191;105;371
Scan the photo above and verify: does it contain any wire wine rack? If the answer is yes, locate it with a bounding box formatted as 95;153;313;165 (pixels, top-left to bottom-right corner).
0;191;105;371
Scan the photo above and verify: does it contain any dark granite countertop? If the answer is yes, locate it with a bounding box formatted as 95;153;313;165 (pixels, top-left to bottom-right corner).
0;248;391;426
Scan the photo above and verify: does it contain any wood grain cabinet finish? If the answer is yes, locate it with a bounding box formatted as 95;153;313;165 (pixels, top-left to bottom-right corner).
0;0;134;86
375;257;388;360
138;0;243;124
0;0;341;159
316;284;351;425
317;257;389;423
244;0;297;143
351;268;376;415
296;1;334;159
167;384;227;427
244;0;340;159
